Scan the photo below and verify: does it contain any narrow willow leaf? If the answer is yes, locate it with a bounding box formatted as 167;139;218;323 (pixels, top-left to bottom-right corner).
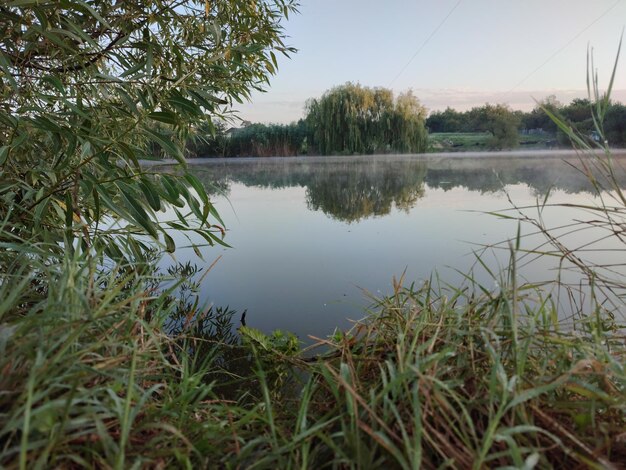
195;229;230;248
167;94;202;117
39;29;76;52
116;142;140;168
183;174;209;204
138;180;162;211
163;232;176;253
117;185;158;238
42;76;66;95
0;146;8;165
120;59;148;78
148;111;178;125
73;0;113;29
159;175;186;207
143;129;186;166
33;197;49;229
116;87;139;115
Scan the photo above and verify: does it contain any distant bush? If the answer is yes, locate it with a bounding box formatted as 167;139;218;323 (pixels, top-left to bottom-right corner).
228;121;309;157
185;121;231;158
427;104;520;149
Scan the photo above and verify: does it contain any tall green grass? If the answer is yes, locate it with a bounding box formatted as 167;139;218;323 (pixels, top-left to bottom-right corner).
3;253;623;467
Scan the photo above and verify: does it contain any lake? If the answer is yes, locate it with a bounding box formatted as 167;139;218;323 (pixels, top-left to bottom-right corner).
157;151;626;341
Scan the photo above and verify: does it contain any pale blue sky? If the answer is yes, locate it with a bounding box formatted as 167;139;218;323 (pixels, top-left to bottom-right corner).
236;0;626;123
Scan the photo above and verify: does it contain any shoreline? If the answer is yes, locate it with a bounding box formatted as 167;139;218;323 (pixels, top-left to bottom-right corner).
142;148;626;166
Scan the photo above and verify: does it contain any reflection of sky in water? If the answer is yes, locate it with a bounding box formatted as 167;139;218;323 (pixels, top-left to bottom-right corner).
158;155;626;341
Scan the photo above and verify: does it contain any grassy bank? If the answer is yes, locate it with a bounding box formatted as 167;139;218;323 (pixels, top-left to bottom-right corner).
2;243;625;468
428;132;557;152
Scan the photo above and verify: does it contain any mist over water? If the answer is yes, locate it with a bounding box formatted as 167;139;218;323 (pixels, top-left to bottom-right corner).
159;153;626;340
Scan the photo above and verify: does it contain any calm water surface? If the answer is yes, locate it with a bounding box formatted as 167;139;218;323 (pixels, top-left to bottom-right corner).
159;153;626;340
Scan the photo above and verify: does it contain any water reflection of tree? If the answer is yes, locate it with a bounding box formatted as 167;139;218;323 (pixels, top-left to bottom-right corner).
305;162;426;222
424;158;626;196
184;156;626;216
190;159;427;222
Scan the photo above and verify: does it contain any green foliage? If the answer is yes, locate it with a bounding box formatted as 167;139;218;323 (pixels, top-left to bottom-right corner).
521;95;562;133
429;131;562;153
186;85;427;158
186;120;308;158
2;245;625;467
522;95;626;148
305;83;428;155
228;120;309;157
428;94;626;150
0;0;298;267
475;104;521;149
185;120;231;158
604;103;626;144
293;278;626;468
427;104;520;149
0;1;300;466
425;107;466;133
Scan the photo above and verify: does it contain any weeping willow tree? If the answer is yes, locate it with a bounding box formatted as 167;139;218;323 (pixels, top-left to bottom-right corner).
305;83;428;155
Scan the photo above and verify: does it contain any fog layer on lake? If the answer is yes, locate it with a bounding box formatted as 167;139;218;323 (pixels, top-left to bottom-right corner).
157;153;626;340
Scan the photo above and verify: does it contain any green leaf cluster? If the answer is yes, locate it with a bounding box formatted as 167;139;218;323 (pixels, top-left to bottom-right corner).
0;0;297;265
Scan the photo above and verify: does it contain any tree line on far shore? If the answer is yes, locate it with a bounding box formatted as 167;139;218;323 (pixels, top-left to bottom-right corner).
184;86;626;158
427;95;626;147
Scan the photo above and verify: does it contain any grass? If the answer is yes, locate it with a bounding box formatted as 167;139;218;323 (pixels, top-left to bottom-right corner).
302;275;626;468
428;132;556;152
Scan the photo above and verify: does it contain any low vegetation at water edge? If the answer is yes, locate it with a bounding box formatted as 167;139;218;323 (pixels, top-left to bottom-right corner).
186;93;626;158
2;241;625;467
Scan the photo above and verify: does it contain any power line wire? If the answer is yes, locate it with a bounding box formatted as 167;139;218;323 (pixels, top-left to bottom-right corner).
388;0;463;87
505;0;622;94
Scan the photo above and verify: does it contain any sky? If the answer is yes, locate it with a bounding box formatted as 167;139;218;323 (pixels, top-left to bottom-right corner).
235;0;626;124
